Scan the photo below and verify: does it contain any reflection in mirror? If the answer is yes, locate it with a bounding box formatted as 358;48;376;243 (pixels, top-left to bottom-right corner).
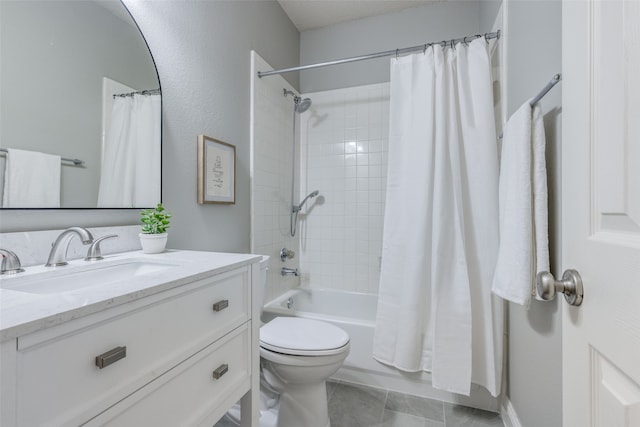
0;0;161;209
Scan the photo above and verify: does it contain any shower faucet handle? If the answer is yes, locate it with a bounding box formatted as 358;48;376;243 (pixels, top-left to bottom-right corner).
280;247;295;262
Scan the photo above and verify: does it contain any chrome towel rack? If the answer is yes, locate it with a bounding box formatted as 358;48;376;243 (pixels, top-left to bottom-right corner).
0;148;84;166
529;74;562;107
499;73;562;139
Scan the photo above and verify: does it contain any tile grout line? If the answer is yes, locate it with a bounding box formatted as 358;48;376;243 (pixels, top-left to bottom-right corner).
442;401;446;427
379;389;389;424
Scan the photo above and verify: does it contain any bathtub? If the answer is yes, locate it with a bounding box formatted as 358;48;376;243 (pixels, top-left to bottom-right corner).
263;287;499;412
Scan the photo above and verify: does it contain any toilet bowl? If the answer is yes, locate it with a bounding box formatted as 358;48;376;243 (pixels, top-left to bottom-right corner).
259;317;350;427
224;257;350;427
258;257;351;427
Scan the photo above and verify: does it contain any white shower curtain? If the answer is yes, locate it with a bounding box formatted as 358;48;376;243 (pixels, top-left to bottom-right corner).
373;38;503;397
97;94;161;208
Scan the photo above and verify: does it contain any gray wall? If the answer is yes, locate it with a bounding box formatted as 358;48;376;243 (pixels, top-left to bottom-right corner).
505;1;562;426
0;0;300;255
480;0;503;31
299;1;481;93
0;0;157;208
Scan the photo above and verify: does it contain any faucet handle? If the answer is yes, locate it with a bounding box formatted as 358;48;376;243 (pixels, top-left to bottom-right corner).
280;247;295;262
85;235;118;261
0;249;25;275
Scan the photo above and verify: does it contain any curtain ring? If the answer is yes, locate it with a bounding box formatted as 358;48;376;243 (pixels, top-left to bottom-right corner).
441;40;446;49
395;48;399;59
423;43;427;54
450;39;455;49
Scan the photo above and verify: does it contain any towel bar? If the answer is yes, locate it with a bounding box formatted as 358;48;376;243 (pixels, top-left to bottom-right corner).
0;148;83;166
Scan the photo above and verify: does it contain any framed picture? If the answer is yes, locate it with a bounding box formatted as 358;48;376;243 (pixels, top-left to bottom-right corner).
197;135;236;204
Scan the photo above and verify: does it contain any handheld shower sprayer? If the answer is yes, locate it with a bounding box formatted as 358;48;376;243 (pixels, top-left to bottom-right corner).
284;86;315;237
290;190;320;236
293;190;320;213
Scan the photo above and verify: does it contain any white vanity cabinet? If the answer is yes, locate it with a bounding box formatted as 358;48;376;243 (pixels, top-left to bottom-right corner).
0;253;261;427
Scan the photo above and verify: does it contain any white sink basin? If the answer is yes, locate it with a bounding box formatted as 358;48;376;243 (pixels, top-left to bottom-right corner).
0;260;178;295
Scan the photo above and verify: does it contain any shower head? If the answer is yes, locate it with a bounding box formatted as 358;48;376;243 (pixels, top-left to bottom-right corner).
293;190;319;213
283;88;312;114
295;98;312;113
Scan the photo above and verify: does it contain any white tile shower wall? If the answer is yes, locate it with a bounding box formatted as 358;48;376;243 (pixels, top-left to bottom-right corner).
251;51;300;302
299;83;389;295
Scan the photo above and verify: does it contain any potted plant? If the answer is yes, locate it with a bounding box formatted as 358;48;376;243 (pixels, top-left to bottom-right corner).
139;203;171;254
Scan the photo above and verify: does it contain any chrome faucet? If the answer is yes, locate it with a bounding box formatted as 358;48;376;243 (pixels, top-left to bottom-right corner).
281;267;299;277
0;249;25;275
45;227;94;267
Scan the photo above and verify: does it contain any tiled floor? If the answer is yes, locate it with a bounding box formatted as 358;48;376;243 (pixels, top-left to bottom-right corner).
215;380;504;427
326;381;504;427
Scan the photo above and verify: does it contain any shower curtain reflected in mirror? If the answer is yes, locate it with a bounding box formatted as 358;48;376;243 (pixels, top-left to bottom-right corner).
373;38;503;397
97;94;161;208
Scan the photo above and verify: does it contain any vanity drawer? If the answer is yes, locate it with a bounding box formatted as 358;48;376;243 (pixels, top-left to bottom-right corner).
84;323;251;427
16;268;250;427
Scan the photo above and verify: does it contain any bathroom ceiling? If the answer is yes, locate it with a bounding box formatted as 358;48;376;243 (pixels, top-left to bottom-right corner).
277;0;441;31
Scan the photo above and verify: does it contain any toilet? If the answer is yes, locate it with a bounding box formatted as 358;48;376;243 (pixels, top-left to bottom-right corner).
256;257;350;427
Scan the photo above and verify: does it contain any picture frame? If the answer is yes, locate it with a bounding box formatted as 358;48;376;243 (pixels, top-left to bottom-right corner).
197;135;236;204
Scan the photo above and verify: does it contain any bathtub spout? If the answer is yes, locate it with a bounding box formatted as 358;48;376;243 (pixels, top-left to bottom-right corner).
281;267;299;276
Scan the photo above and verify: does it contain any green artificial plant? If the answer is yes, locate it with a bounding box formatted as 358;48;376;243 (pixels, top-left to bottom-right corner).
140;203;172;234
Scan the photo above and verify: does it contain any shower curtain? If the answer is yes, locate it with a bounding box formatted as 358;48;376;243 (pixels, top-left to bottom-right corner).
373;38;503;397
97;94;161;207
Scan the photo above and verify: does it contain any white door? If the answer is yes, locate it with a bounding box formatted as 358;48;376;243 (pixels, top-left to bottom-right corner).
562;1;640;426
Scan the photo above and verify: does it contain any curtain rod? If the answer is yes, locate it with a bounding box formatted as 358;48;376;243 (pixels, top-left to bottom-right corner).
258;30;500;78
113;88;161;99
0;148;84;166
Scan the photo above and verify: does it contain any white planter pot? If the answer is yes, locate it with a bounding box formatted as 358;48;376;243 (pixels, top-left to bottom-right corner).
139;233;168;254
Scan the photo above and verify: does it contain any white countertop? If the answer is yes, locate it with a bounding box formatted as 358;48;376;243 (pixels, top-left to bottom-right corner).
0;250;261;341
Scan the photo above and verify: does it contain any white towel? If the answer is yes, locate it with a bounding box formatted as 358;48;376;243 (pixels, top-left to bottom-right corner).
491;101;550;306
2;148;61;208
531;104;550;289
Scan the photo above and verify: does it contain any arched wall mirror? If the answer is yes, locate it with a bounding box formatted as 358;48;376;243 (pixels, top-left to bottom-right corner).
0;0;161;209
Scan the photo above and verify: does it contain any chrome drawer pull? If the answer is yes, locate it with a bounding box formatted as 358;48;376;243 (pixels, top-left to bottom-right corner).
95;346;126;369
212;299;229;312
212;363;228;380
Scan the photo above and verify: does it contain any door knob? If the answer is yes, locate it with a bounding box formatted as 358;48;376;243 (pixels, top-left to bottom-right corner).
536;269;584;306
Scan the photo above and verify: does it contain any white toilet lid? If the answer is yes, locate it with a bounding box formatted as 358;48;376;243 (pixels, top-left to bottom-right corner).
260;317;350;356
